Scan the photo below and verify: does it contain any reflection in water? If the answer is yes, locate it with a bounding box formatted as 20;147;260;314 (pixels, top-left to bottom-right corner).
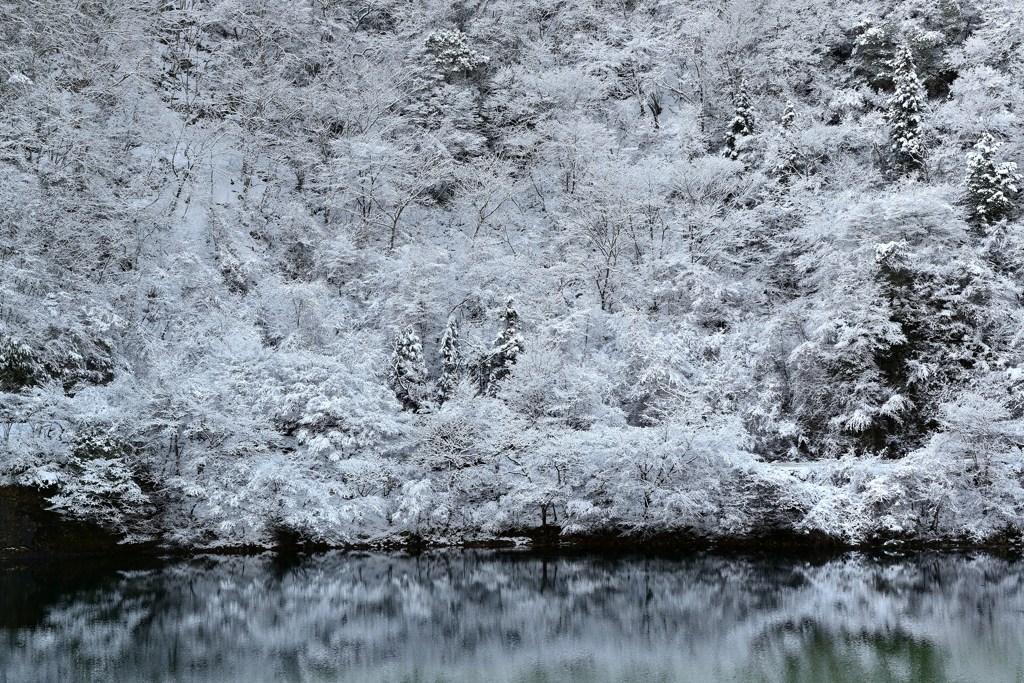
2;551;1023;682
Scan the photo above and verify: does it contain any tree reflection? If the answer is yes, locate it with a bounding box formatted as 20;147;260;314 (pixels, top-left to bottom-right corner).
2;551;1022;682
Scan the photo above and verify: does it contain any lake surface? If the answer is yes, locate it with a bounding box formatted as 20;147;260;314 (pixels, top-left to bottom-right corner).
2;550;1023;682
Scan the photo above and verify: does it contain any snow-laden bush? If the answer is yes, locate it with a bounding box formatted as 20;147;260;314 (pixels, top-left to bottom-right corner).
508;422;755;537
496;347;624;430
47;456;151;542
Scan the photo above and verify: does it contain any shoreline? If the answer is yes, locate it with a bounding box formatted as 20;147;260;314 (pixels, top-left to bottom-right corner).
4;526;1023;563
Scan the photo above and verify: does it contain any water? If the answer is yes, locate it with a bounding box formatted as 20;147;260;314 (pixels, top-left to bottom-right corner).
2;550;1023;683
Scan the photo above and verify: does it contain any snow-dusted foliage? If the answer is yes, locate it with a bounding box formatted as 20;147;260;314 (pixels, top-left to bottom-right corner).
424;29;490;78
0;337;43;391
781;101;796;131
3;0;1024;548
46;455;151;542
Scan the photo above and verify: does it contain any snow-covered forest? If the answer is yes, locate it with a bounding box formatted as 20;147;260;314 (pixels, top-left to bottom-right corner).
3;0;1024;548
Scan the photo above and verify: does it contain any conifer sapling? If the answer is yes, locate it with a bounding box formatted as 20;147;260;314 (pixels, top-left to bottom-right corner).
777;100;799;178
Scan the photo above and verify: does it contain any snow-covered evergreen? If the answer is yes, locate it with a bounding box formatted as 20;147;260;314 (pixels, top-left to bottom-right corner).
723;77;755;161
389;326;428;412
965;133;1021;226
887;43;926;174
436;318;462;406
478;298;523;396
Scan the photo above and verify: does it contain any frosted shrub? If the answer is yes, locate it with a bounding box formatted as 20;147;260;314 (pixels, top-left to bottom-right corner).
420;398;493;471
48;457;151;541
47;424;150;541
853;16;895;81
555;423;754;537
71;423;132;461
393;479;452;537
497;348;622;430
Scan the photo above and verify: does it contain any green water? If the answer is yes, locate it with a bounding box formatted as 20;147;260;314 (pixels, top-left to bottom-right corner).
2;550;1022;682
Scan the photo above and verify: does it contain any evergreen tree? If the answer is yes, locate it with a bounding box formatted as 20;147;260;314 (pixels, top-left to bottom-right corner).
965;133;1021;227
436;318;462;405
424;29;490;81
887;43;925;174
0;338;42;392
723;77;755;161
389;326;428;412
479;298;523;396
868;240;992;456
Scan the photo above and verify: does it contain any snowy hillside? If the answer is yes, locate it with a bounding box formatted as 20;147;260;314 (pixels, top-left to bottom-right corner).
3;0;1024;548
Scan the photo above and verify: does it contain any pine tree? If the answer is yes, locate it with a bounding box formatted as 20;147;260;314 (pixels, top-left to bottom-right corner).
723;77;754;161
436;318;461;405
965;133;1021;227
479;298;523;396
389;326;428;412
887;43;925;174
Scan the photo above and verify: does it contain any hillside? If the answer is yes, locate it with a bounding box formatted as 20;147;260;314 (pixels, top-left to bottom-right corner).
3;0;1024;548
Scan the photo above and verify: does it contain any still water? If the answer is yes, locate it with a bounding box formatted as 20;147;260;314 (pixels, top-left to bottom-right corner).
2;550;1023;683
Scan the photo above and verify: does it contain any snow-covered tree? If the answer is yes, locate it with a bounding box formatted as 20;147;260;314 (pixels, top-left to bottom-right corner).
0;337;42;391
424;29;490;80
723;77;754;161
44;419;152;541
389;326;428;412
479;298;524;396
436;318;461;406
47;455;152;541
965;133;1021;227
780;100;796;131
776;100;799;179
887;43;925;174
851;8;972;96
71;423;133;461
